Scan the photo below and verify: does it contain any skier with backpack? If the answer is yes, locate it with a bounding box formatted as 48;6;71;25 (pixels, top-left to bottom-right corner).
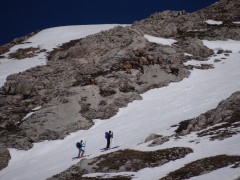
76;140;85;158
105;130;113;150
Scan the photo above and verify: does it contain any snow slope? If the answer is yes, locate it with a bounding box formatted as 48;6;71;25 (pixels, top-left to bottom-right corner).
0;28;240;180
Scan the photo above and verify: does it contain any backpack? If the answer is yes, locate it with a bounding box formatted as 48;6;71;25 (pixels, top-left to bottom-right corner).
105;132;109;139
105;132;113;139
76;142;81;148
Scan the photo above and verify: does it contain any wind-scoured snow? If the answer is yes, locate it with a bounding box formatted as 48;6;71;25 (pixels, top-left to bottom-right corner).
144;34;177;46
205;19;223;25
0;39;240;180
0;24;126;87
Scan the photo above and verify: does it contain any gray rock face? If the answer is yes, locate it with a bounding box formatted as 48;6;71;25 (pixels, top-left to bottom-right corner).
144;133;162;143
144;133;170;146
0;143;10;170
148;136;170;147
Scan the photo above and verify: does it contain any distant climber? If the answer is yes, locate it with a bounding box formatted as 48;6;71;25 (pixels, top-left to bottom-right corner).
76;140;85;158
105;131;113;149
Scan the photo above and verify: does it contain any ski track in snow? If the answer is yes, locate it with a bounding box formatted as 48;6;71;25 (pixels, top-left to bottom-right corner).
0;29;240;180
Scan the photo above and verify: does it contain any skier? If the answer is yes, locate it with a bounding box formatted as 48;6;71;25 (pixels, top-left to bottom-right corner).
106;130;113;150
76;140;85;158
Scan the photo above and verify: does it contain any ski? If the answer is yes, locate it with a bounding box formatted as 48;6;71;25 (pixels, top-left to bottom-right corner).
100;145;120;152
72;154;91;160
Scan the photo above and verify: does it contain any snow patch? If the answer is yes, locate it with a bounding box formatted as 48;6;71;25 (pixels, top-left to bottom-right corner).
32;106;42;111
22;112;34;121
184;53;193;57
233;21;240;24
144;34;177;46
205;20;223;25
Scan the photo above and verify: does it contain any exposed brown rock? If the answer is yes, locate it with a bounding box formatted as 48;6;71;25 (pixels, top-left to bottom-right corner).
8;47;46;60
0;30;40;56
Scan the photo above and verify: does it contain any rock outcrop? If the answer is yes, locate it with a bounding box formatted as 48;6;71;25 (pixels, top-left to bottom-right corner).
0;30;40;57
48;147;192;179
176;91;240;140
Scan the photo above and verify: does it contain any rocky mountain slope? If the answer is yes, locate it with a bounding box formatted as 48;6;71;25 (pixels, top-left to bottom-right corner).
0;0;240;179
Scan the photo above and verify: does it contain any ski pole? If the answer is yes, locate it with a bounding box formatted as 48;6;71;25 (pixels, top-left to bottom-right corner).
110;132;113;148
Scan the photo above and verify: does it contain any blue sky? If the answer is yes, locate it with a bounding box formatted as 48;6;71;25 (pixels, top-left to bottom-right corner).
0;0;218;45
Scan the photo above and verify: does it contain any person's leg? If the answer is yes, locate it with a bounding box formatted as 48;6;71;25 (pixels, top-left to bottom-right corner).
81;149;85;157
106;139;110;149
78;148;81;157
